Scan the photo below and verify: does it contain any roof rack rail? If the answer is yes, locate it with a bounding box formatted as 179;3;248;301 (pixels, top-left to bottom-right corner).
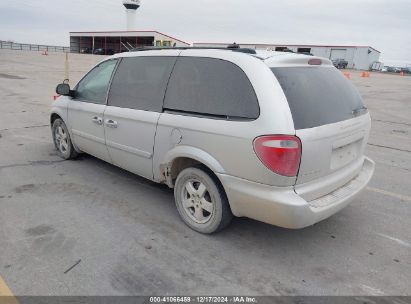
130;46;257;55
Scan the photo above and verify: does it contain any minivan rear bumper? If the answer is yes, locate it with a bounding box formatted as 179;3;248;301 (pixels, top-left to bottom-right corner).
217;157;375;229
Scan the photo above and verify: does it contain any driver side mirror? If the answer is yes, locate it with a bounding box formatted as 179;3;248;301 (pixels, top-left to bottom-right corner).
56;83;73;97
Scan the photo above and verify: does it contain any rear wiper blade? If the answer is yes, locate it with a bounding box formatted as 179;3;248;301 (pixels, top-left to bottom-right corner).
352;106;368;116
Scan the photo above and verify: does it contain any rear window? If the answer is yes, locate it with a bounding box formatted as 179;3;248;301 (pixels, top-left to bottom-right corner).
271;67;366;130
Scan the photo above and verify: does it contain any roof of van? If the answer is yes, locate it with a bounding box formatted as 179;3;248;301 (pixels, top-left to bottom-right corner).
115;47;333;67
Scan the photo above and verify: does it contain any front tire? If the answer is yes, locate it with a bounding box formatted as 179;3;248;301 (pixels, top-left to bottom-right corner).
174;166;232;234
52;118;78;160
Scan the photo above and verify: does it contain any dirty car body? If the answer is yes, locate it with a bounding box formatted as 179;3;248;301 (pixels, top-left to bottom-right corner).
50;48;375;233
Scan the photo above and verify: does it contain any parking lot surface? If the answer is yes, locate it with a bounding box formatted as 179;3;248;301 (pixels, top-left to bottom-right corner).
0;50;410;296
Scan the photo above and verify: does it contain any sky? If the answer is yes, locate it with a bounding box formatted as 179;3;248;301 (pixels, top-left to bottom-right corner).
0;0;410;66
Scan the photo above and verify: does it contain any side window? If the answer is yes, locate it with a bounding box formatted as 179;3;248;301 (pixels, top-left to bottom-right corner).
108;56;177;112
75;59;118;104
163;57;259;119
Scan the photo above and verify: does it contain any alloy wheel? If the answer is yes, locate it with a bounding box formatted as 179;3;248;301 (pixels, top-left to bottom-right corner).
181;179;214;224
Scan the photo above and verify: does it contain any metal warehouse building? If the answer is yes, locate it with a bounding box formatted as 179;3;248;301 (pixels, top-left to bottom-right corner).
70;30;190;54
194;42;381;70
69;30;381;70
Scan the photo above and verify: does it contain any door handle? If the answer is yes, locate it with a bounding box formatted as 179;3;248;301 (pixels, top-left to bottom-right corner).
105;119;118;128
92;116;103;125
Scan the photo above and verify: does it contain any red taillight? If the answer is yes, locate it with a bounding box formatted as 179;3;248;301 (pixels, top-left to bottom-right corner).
253;135;302;177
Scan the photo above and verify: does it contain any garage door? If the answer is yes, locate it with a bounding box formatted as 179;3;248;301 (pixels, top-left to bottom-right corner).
330;49;347;60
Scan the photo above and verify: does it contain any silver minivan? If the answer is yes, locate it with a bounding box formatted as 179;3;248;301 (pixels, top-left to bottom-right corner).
51;48;375;234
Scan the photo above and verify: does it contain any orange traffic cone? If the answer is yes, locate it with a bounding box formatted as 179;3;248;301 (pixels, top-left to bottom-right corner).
343;72;351;79
361;71;370;78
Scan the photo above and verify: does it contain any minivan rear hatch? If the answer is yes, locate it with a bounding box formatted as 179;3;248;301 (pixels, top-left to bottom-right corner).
271;65;370;200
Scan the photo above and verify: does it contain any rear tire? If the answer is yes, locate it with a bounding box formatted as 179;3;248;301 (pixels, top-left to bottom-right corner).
52;118;78;160
174;166;232;234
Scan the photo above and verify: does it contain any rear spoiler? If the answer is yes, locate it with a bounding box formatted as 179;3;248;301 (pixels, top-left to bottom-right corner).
264;54;333;67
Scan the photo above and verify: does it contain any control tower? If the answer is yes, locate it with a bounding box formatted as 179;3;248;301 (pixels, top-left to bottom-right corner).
123;0;141;30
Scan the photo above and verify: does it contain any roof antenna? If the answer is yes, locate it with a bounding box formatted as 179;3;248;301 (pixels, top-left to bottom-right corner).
227;42;240;49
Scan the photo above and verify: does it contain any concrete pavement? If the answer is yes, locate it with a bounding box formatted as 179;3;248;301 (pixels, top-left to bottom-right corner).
0;49;410;296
